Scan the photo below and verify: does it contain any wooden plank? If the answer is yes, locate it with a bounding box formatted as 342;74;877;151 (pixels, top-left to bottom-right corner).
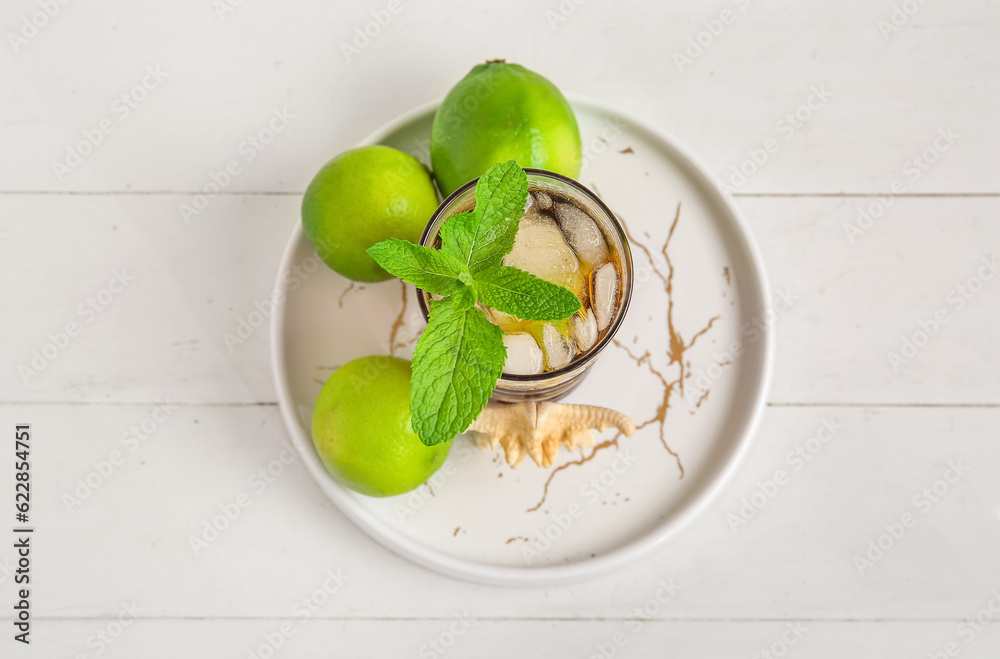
21;619;1000;658
1;195;997;405
0;0;996;193
1;403;996;620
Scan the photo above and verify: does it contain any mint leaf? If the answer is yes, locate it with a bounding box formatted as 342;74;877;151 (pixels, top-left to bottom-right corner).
410;296;506;446
440;210;475;269
451;284;476;310
440;160;528;273
367;238;468;297
474;265;582;321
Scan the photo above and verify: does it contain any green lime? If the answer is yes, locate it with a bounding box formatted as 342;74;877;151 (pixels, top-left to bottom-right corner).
302;146;439;282
430;61;582;196
311;356;451;497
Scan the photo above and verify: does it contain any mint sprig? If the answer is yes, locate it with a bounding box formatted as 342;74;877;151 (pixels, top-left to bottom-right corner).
367;160;582;446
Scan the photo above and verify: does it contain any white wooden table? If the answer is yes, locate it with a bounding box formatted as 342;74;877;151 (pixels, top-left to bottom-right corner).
2;1;999;656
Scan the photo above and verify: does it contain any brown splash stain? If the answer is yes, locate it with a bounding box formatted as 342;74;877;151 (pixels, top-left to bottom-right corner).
312;378;325;386
505;536;528;544
453;527;461;537
527;203;721;512
620;209;717;389
528;435;623;513
620;147;635;154
621;203;719;437
387;279;410;357
613;340;684;473
723;266;731;286
695;390;711;409
648;204;720;396
337;282;356;308
324;281;412;380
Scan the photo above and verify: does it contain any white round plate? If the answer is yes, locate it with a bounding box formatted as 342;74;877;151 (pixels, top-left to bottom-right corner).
271;95;773;586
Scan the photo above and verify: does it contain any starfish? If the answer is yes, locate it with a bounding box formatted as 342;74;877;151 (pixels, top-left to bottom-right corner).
467;402;636;468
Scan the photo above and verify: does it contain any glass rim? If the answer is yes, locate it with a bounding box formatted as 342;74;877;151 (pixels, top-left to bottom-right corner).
416;168;633;384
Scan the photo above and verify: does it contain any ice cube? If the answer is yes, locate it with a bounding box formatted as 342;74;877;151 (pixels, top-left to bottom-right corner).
570;311;598;353
478;302;518;329
503;333;544;375
533;191;553;211
554;202;608;267
542;323;574;370
503;212;585;295
592;262;619;331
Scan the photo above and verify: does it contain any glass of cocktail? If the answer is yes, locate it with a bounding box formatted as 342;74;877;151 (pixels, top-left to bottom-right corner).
417;169;633;402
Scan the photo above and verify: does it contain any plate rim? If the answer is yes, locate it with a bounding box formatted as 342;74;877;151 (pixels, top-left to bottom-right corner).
270;94;774;586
